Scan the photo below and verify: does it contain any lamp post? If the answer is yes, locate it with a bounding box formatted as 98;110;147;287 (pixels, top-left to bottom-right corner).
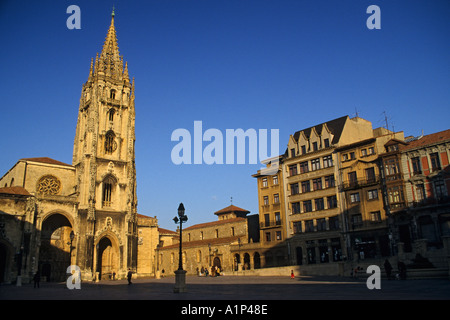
173;203;188;293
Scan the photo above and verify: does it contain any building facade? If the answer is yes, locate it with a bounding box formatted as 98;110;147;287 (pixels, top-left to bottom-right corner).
0;12;160;284
157;205;259;275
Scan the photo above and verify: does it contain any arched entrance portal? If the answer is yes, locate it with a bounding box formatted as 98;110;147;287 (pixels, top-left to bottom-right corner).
39;213;73;282
96;236;119;280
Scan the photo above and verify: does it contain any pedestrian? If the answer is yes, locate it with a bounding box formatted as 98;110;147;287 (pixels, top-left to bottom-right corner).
290;270;295;279
33;271;40;288
127;268;133;284
112;271;116;280
397;261;407;280
384;259;393;280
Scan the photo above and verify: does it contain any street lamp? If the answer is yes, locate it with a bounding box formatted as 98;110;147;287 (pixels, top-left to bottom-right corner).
173;202;188;293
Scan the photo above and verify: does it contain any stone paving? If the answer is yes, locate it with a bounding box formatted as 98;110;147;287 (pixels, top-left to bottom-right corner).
1;274;450;301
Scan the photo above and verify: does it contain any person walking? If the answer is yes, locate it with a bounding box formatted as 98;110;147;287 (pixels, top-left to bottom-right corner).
384;259;393;280
33;271;40;288
127;268;133;285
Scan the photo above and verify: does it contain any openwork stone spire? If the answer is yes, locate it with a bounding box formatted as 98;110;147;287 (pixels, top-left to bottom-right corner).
93;9;129;82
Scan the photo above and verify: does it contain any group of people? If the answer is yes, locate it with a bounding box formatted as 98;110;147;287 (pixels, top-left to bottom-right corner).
197;266;221;277
384;259;407;280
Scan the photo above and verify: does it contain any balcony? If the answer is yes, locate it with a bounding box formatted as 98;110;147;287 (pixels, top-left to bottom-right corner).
260;220;282;229
340;175;380;191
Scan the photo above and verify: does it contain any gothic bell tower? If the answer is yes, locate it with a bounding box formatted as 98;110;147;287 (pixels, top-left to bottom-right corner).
72;10;138;280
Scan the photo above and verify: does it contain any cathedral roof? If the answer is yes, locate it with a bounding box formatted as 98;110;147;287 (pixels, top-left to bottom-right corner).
20;157;72;167
214;204;250;216
0;186;31;196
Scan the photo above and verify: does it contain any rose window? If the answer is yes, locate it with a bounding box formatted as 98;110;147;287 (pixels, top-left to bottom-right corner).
37;175;61;195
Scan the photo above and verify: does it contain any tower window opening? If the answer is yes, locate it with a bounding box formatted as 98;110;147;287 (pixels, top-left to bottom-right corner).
110;89;116;100
109;109;115;121
105;131;117;154
102;179;114;207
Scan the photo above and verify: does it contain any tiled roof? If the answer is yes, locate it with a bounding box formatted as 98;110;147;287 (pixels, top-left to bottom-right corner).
0;186;31;196
20;157;73;167
214;205;250;215
401;129;450;151
159;236;241;250
292;115;348;145
184;217;247;231
158;227;178;235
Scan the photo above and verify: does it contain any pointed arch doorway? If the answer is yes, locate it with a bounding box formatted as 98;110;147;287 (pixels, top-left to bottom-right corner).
96;236;119;280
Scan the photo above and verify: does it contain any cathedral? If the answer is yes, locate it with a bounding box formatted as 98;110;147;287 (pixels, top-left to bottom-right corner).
0;11;159;283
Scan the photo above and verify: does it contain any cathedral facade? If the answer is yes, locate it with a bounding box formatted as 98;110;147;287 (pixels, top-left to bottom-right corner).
0;12;158;283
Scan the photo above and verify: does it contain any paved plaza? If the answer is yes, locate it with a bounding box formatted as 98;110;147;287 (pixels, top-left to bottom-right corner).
1;274;450;300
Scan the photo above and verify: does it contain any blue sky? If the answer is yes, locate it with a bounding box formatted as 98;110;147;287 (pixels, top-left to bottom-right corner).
0;0;449;231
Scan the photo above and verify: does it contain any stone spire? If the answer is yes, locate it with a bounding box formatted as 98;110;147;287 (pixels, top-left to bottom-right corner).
97;9;123;79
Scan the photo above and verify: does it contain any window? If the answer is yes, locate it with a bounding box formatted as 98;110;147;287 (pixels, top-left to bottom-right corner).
367;189;379;200
329;216;340;230
315;198;324;211
411;157;421;174
416;184;425;202
351;214;363;228
316;218;326;231
327;195;337;209
293;221;302;234
264;214;270;227
388;186;404;204
291;183;299;195
300;161;309;173
102;178;113;207
272;175;278;185
301;180;310;193
324;138;330;148
263;196;269;206
301;145;306;155
105;130;117;154
348;171;357;185
350;192;360;203
303;200;312;213
435;180;446;198
312;142;318;151
370;211;381;222
342;153;349;161
289;164;298;176
290;148;296;157
368;147;375;155
292;202;301;214
430;153;441;171
305;220;314;232
349;152;355;160
323;155;333;168
265;232;271;242
324;175;335;188
108;108;115;121
215;229;219;238
312;178;322;190
273;193;279;204
311;158;320;171
276;231;282;241
365;167;376;183
275;212;281;225
262;178;268;188
361;148;367;157
110;89;116;99
385;159;399;177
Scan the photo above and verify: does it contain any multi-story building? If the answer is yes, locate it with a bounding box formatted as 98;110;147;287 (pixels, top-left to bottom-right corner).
157;204;259;275
282;116;378;266
381;129;450;266
251;156;288;267
336;127;404;261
